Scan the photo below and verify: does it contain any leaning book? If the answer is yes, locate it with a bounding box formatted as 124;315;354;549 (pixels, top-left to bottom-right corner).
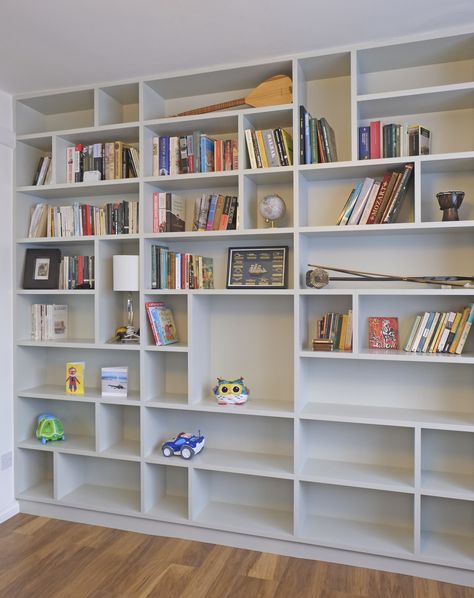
101;366;128;397
145;302;179;346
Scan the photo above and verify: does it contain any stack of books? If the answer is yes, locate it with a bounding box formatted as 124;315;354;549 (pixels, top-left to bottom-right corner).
66;142;139;182
31;304;68;341
245;127;293;168
404;304;474;355
336;163;413;225
153;133;238;176
151;245;213;290
299;106;338;164
59;255;95;289
312;310;352;352
32;155;52;186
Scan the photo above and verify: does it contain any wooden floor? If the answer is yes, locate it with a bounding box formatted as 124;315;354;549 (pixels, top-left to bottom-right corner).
0;514;471;597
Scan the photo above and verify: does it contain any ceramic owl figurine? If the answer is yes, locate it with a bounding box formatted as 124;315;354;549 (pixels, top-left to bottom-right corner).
213;377;249;405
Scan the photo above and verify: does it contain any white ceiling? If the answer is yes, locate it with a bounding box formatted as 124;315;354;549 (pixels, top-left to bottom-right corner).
0;0;473;95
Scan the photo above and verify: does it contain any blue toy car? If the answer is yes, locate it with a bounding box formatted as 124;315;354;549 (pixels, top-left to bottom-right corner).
161;431;205;460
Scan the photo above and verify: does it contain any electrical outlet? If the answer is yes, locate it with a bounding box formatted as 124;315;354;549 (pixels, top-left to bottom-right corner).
1;451;12;471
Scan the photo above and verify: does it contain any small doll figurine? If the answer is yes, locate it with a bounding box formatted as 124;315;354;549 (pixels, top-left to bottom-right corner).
213;377;249;405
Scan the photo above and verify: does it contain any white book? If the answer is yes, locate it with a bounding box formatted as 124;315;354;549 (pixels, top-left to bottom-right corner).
404;314;422;352
66;146;75;183
359;181;381;225
49;304;68;340
347;178;374;225
152;136;159;177
437;311;456;353
410;312;430;352
101;366;128;397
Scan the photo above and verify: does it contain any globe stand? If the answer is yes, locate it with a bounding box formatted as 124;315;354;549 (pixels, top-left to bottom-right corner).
259;194;286;228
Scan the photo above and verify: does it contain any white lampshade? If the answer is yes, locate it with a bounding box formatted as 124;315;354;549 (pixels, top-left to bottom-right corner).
113;255;139;291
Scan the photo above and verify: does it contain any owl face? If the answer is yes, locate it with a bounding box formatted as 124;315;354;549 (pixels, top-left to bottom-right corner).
213;377;249;405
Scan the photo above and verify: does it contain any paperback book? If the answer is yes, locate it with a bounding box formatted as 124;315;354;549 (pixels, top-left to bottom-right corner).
368;317;399;350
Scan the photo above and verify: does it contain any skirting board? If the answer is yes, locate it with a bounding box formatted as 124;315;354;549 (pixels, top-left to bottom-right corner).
0;501;19;524
19;500;474;588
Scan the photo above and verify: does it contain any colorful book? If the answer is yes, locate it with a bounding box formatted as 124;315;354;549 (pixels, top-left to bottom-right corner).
65;362;85;395
368;317;399;349
145;302;178;346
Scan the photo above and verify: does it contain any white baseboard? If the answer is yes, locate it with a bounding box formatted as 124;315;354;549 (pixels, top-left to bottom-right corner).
0;501;19;523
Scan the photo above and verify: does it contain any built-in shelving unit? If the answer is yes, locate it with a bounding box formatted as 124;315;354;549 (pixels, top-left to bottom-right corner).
13;29;474;585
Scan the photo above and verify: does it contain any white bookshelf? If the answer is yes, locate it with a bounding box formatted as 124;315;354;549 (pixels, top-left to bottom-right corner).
13;29;474;585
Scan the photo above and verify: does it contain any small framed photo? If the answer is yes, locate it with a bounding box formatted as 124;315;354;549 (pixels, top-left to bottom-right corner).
23;248;61;289
226;246;289;289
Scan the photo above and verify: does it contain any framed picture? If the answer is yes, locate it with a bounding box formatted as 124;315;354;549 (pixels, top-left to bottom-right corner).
226;246;289;289
23;248;61;289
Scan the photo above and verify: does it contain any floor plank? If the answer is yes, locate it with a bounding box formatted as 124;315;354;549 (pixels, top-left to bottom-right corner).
0;515;471;598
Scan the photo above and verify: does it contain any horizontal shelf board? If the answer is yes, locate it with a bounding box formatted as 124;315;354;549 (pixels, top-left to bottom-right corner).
145;288;295;296
300;403;474;430
16;288;95;294
17;385;140;403
19;435;95;454
300;221;474;236
144;171;238;190
300;350;355;359
299;459;414;492
144;342;189;353
300;515;413;559
145;495;188;521
194;501;293;538
190;397;294;418
144;393;188;407
17;234;139;244
299;157;412;181
57;124;139;143
17;339;96;348
418;152;474;172
95;342;141;351
143;228;294;242
420;530;474;570
99;440;141;460
358;350;474;364
147;447;293;478
357;84;474;119
59;484;141;515
244;168;294;184
421;470;474;499
17;482;53;502
17;179;139;198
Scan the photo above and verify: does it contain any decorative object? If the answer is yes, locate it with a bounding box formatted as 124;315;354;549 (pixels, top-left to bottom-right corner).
65;362;85;395
35;414;65;444
161;432;205;459
227;246;288;289
23;248;61;289
213;377;249;405
101;366;128;397
176;75;292;116
258;194;286;227
368;317;399;349
436;190;465;221
113;254;140;342
306;264;473;289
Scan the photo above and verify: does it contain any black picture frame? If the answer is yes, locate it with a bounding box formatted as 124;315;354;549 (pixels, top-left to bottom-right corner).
226;246;289;289
23;248;61;289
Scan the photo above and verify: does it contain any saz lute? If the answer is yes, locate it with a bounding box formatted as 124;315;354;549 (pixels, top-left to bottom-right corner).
176;75;292;117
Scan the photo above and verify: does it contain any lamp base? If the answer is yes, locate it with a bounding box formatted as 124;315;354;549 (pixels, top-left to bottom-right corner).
108;325;140;344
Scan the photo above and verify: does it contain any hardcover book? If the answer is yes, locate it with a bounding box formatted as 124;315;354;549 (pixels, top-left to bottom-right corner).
368;317;399;349
101;366;128;397
145;302;178;345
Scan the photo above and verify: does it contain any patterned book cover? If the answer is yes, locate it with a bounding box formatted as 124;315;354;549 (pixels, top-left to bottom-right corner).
368;317;399;349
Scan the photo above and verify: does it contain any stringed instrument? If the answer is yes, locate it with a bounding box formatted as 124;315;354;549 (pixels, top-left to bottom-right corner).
176;75;292;117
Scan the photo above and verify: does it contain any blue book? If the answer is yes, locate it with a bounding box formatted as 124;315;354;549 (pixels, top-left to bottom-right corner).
159;136;170;175
337;180;364;226
200;135;214;172
358;126;370;160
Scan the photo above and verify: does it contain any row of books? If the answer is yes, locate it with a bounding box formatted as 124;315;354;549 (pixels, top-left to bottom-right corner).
66;142;140;183
404;304;474;355
192;193;238;232
32;155;53;186
358;121;431;160
59;255;95;289
299;107;338;164
152;193;185;233
28;201;139;238
152;134;238;176
313;310;353;352
31;304;68;341
151;245;214;290
336;163;413;226
245;127;293;169
145;302;179;346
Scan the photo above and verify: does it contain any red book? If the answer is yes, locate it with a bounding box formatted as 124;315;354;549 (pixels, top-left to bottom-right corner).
366;173;391;224
368;317;399;349
369;121;381;159
77;255;84;286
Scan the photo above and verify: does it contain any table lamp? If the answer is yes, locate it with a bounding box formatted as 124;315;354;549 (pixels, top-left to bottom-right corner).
113;255;139;342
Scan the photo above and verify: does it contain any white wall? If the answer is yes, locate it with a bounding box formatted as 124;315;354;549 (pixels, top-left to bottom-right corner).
0;89;17;522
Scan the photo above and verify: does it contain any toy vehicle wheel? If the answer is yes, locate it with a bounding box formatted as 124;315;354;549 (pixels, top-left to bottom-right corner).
181;446;194;460
162;446;173;457
41;438;47;445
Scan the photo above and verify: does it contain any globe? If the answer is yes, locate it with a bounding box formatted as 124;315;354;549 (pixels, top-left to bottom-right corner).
258;194;286;227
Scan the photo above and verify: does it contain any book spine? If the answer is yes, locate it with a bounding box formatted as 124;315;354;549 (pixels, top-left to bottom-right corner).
159;136;170;175
369;121;381;159
382;163;414;224
244;129;257;169
358;126;370;160
455;304;474;354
